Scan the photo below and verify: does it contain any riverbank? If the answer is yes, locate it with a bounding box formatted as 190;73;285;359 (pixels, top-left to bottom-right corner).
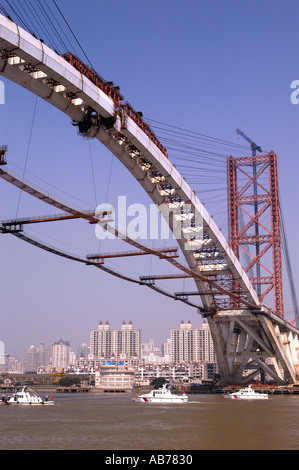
2;383;299;395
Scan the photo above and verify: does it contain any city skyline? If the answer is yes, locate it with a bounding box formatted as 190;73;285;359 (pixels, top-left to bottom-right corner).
2;318;205;362
1;1;298;364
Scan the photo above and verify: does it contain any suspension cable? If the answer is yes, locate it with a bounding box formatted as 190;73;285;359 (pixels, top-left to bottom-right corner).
279;195;299;325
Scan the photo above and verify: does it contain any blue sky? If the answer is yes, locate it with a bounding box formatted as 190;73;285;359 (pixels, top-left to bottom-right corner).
0;0;298;359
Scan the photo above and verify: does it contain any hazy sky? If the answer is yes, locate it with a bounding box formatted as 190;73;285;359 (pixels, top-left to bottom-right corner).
0;0;298;360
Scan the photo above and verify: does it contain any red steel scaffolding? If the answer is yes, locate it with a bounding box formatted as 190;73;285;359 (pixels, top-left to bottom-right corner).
228;151;284;317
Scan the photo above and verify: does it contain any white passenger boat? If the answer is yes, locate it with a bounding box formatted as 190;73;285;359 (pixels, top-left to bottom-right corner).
132;384;188;403
4;387;54;405
223;384;268;400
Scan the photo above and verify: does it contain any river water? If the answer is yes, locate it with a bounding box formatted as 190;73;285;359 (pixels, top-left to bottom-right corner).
1;391;299;451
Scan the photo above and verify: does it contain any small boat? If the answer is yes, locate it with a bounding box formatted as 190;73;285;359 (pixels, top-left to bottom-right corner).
132;384;188;403
223;384;268;400
4;387;54;405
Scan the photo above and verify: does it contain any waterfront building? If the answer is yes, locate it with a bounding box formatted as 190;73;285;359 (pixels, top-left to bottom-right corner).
171;320;216;364
142;352;171;365
23;343;52;373
0;351;22;373
95;361;135;391
141;338;170;364
141;338;162;356
89;321;141;361
199;321;217;363
161;338;172;360
51;339;71;370
0;340;5;365
23;344;48;373
135;361;217;386
189;361;218;382
69;351;76;365
7;355;23;373
77;342;89;359
135;363;191;386
23;345;39;372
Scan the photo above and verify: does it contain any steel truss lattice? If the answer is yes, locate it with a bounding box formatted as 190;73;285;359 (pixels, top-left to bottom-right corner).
227;152;283;317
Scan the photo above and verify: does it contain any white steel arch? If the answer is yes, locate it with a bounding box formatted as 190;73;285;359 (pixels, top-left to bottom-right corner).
0;14;259;309
2;14;299;385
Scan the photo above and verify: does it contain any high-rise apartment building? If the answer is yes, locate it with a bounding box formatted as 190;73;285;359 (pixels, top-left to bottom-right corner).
89;321;141;361
171;320;216;364
51;339;71;369
23;343;50;373
161;338;172;360
0;340;5;365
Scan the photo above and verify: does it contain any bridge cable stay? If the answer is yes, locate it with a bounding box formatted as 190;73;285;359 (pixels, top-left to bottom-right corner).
14;0;49;45
51;0;95;69
15;95;38;217
146;118;254;154
88;141;98;207
20;0;63;54
1;1;47;43
2;1;31;32
7;0;50;44
34;0;70;53
279;195;299;327
95;147;114;256
155;120;294;319
43;0;82;55
1;0;83;58
0;4;9;18
145;119;254;239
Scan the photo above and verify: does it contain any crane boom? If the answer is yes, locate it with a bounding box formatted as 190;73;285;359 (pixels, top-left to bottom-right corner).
236;129;262;153
235;129;262;297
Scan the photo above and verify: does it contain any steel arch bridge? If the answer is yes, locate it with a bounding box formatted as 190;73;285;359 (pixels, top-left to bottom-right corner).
0;14;299;385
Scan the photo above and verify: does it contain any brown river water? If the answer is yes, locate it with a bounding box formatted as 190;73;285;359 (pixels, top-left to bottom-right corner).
1;391;299;451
